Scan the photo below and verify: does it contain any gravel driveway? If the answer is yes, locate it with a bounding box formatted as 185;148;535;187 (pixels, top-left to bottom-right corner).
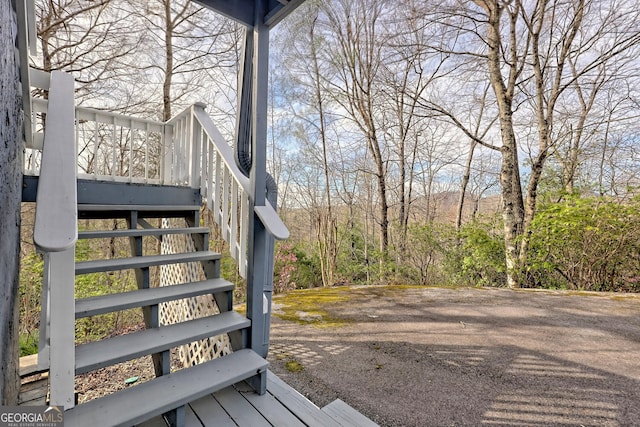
267;286;640;427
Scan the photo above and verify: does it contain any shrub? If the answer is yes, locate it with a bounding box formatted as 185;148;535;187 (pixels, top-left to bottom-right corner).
273;242;298;293
400;223;452;285
20;331;39;357
527;196;640;291
444;219;506;287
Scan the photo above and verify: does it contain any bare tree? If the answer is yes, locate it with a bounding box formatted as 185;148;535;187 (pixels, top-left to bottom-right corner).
431;0;640;286
35;0;143;104
134;0;238;120
321;0;392;256
380;2;443;249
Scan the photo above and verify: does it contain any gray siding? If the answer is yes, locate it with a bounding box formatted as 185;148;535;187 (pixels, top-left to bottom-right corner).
0;0;23;405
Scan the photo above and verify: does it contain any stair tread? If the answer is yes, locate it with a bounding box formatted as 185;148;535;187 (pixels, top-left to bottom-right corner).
66;348;267;427
75;251;221;274
75;311;249;374
78;227;209;239
322;399;380;427
77;204;200;211
75;278;234;318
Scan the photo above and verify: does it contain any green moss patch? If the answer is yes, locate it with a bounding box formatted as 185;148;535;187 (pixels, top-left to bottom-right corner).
272;284;441;326
273;286;358;327
285;360;304;373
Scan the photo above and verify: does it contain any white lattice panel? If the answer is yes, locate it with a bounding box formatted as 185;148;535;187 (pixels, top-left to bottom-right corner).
159;218;231;367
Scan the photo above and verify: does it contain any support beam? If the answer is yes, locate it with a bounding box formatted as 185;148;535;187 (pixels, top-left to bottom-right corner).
126;212;169;378
245;0;272;365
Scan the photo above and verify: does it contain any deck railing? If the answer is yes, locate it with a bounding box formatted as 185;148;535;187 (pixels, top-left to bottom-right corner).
167;104;251;276
75;106;165;183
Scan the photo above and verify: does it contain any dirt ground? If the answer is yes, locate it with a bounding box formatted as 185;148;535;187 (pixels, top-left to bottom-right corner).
267;286;640;427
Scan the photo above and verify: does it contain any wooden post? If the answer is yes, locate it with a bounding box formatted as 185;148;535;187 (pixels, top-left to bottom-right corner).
0;0;24;405
33;71;77;408
47;249;76;409
245;0;271;395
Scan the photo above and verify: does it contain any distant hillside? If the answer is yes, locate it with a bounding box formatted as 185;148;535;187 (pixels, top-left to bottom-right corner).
280;192;501;242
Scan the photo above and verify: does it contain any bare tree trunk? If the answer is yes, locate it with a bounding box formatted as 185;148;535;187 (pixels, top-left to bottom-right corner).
479;0;526;287
310;17;338;287
455;83;493;231
162;0;173;121
456;140;477;232
324;0;390;256
562;61;604;194
599;116;611;196
518;0;585;270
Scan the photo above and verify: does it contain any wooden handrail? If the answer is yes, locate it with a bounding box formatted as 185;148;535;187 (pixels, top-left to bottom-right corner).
32;70;77;410
191;105;288;239
33;71;77;252
191;105;250;190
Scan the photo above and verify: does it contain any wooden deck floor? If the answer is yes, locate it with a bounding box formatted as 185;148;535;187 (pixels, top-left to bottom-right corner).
137;372;378;427
19;356;377;427
18;354;49;406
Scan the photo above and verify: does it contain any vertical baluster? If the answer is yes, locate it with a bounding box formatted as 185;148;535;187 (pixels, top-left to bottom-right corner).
176;119;183;183
161;122;171;185
230;179;239;262
75;115;80;176
92;115;99;178
111;119;117;178
190;107;202;189
48;249;76;409
37;254;50;371
239;191;249;278
222;167;231;242
182;117;188;183
201;128;207;196
214;153;222;224
207;137;214;209
145;122;150;182
129;119;133;180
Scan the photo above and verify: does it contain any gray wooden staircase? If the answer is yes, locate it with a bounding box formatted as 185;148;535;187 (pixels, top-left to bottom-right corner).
26;70;284;427
63;201;268;427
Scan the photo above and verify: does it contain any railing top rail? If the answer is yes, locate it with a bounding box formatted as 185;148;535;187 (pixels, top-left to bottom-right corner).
33;71;78;252
191;104;288;240
193;103;289;240
76;105;165;128
191;104;251;191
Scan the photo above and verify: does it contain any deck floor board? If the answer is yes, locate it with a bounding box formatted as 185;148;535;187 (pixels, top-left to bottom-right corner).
134;370;379;426
184;406;202;427
240;386;307;427
213;387;271;427
189;395;236;427
19;359;377;427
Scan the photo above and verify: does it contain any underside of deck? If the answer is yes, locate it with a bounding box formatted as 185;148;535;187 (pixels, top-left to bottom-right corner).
19;357;378;427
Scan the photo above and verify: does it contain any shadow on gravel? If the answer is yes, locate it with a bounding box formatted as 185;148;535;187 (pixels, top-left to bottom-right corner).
271;336;640;426
269;288;640;426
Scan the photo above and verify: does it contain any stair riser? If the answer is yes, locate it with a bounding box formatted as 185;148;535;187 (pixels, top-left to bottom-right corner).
78;227;209;240
75;279;234;319
75;252;221;275
75;312;251;375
